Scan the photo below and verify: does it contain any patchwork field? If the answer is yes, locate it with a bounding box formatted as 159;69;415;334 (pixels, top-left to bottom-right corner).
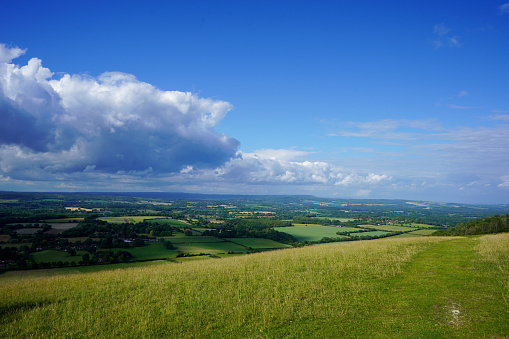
229;238;292;249
32;249;86;264
349;231;392;237
364;224;416;232
275;225;357;242
175;241;249;255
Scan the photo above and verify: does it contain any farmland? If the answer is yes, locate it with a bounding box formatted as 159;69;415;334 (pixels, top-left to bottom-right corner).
275;225;360;242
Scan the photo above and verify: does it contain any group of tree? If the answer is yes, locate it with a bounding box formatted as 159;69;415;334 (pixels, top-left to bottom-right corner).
433;214;509;236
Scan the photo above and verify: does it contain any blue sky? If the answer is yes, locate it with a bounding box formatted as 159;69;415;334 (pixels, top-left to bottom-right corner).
1;0;508;203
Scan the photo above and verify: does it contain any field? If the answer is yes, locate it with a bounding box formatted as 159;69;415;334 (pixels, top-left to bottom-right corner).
349;231;392;237
146;218;190;227
1;234;507;338
393;229;438;238
127;242;178;261
365;224;416;232
229;238;292;249
275;225;358;241
175;241;249;255
98;216;166;223
32;249;86;264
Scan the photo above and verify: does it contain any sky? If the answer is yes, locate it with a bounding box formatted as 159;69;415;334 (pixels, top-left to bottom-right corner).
0;0;508;204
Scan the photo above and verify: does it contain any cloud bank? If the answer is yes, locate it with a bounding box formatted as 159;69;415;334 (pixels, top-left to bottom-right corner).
0;44;392;197
0;44;239;179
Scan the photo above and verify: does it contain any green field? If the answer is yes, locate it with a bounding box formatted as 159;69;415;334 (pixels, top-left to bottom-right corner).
98;216;167;223
366;224;415;232
1;234;507;338
175;241;249;255
32;249;86;264
275;225;357;242
229;238;292;249
146;218;190;227
167;236;224;243
349;231;392;237
127;242;178;261
393;229;439;238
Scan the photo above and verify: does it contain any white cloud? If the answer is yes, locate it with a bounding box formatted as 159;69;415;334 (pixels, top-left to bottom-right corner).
499;3;509;14
457;90;468;97
0;44;239;179
432;23;460;49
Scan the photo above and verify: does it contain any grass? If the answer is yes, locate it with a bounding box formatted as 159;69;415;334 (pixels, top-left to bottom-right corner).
349;230;392;237
175;241;249;255
127;242;178;261
229;238;292;249
98;216;166;224
1;234;508;338
32;250;86;264
367;225;415;232
275;225;358;242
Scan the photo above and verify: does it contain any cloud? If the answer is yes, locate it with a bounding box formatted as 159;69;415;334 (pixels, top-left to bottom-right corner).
178;149;392;188
499;3;509;14
432;23;460;49
0;44;239;179
457;90;468;97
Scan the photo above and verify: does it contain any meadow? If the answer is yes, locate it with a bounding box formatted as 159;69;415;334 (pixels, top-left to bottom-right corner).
275;225;360;242
1;234;507;338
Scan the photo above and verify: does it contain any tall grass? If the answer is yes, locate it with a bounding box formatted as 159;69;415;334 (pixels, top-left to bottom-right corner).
1;235;507;338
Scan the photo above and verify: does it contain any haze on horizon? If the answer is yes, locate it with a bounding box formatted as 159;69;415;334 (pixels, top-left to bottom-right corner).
0;1;508;204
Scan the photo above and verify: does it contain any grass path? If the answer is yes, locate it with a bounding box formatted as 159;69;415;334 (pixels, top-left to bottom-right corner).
359;237;509;338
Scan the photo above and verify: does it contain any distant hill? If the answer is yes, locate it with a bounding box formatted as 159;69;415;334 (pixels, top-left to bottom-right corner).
433;214;509;236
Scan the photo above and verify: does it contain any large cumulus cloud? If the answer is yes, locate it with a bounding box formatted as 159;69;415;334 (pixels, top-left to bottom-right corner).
0;44;239;179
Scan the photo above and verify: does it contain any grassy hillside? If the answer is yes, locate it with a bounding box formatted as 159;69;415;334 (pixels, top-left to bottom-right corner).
1;234;508;338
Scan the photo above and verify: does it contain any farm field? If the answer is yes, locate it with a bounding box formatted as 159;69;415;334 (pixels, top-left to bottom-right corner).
393;229;439;238
175;241;249;255
44;218;84;223
146;218;190;227
365;225;416;232
229;237;292;249
126;242;178;261
166;236;224;243
349;231;392;237
98;216;166;223
1;234;507;338
275;225;357;242
32;249;86;264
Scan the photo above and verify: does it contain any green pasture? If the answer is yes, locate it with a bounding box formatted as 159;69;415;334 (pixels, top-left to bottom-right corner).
98;216;166;223
275;225;357;242
167;236;224;244
367;225;415;232
175;241;249;255
32;250;87;264
147;217;190;226
2;235;507;338
127;242;178;261
349;231;392;237
229;238;292;249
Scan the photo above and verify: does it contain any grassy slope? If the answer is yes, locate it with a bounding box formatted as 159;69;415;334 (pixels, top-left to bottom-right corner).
1;234;508;338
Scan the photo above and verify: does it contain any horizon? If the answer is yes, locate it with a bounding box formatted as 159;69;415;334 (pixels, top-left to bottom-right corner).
1;1;509;204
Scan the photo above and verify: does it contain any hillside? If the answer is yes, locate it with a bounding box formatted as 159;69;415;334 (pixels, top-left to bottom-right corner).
433;214;509;236
1;234;508;338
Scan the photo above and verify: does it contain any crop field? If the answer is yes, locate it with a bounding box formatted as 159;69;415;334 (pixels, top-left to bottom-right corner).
349;231;392;237
127;242;178;261
175;241;249;254
392;230;439;238
32;249;86;264
98;216;166;223
229;238;292;249
147;218;190;227
275;225;356;242
167;236;224;243
1;234;507;338
365;225;415;232
14;228;40;234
